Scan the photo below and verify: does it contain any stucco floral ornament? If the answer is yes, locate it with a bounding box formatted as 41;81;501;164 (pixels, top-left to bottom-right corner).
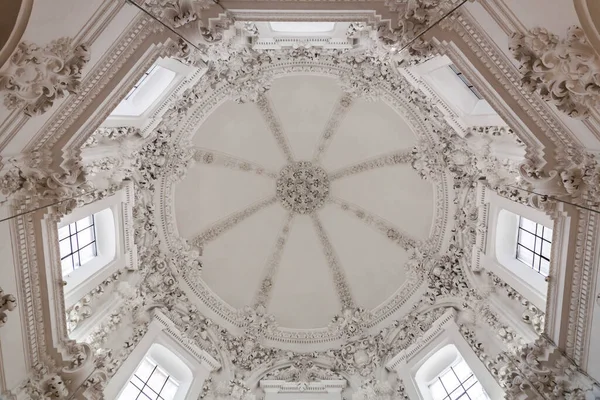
352;379;395;400
0;287;17;328
330;307;371;339
330;336;382;377
510;26;600;119
0;38;90;117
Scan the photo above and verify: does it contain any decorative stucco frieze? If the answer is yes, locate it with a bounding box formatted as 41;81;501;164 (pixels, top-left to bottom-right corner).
510;26;600;119
83;126;142;148
467;125;523;145
143;0;232;44
0;287;17;328
461;326;600;400
0;38;90;117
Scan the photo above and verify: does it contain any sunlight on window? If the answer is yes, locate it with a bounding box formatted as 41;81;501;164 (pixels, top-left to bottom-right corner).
58;215;97;277
429;359;490;400
516;216;552;276
118;358;179;400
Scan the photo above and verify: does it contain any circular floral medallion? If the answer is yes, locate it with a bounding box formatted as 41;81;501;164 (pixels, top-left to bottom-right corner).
276;161;330;214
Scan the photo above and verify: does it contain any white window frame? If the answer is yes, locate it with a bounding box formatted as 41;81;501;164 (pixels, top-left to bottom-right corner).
104;57;194;130
386;309;503;400
423;348;490;400
118;345;189;400
103;312;220;400
515;216;552;276
484;192;553;310
57;182;137;308
58;212;100;277
398;55;506;137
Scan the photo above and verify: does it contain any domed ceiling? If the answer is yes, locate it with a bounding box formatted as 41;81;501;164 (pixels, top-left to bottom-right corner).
154;56;452;345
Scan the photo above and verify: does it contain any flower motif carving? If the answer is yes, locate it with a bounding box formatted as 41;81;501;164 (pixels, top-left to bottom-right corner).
276;162;330;215
510;26;600;119
0;287;17;328
0;38;90;117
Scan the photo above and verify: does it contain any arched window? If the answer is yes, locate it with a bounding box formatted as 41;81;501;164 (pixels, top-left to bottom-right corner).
117;343;193;400
416;344;489;400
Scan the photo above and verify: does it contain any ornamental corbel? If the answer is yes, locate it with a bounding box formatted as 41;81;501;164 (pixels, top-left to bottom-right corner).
0;287;16;327
509;26;600;119
0;38;90;117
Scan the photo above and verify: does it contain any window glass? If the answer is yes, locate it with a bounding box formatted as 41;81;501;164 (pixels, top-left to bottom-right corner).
118;358;179;400
58;214;98;277
448;64;483;100
428;359;490;400
516;216;552;276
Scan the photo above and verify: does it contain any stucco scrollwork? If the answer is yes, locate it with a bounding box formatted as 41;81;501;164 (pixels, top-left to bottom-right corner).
0;38;90;117
0;286;17;328
510;26;600;119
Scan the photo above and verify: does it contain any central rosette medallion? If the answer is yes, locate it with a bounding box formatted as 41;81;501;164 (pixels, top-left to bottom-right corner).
276;161;330;214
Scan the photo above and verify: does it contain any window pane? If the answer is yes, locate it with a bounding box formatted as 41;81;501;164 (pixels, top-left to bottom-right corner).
135;359;155;381
118;383;142;400
142;385;159;400
520;217;536;232
540;258;550;276
452;361;472;381
76;215;94;229
534;238;542;254
440;370;460;392
543;227;553;241
59;239;72;258
536;224;544;236
462;375;476;389
429;380;447;400
147;368;168;392
160;380;178;400
70;235;79;254
541;242;551;259
467;383;488;400
517;247;534;266
77;226;95;247
518;230;535;249
58;226;70;240
61;257;74;276
79;244;96;266
450;389;465;400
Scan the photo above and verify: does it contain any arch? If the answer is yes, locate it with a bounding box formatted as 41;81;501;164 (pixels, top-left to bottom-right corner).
0;0;32;69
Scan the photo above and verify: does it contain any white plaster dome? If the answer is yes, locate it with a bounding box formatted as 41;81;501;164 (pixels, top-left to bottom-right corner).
161;73;447;340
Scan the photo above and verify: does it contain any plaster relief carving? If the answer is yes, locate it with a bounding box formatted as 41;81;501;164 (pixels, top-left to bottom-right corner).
83;126;142;148
0;287;17;328
143;0;231;44
0;38;90;117
461;326;599;400
276;162;330;215
510;26;600;119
